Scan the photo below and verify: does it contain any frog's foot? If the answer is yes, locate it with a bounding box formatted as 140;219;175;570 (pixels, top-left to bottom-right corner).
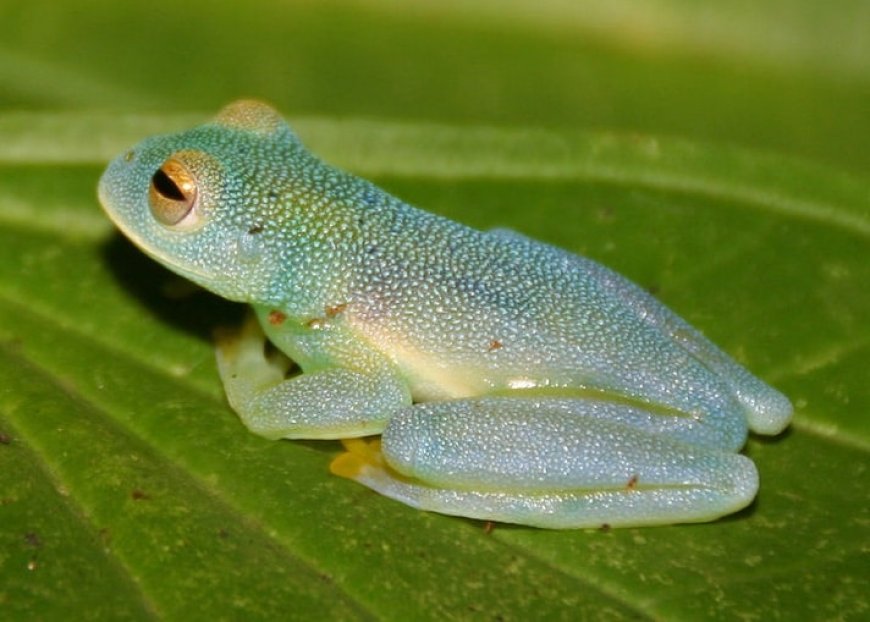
332;397;758;529
331;438;389;479
216;315;410;440
215;313;292;396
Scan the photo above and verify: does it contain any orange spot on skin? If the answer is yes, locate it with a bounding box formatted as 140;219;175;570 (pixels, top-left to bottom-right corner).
626;474;639;490
268;310;287;326
483;521;495;534
131;489;150;500
487;339;503;352
325;303;348;318
306;318;326;330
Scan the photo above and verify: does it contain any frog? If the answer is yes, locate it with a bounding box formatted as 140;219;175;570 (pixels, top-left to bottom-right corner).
98;100;792;529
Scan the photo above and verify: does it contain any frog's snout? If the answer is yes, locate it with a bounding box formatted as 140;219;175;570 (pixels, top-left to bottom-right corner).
97;157;121;217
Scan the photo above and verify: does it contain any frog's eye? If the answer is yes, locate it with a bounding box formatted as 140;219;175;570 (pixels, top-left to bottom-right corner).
149;158;199;227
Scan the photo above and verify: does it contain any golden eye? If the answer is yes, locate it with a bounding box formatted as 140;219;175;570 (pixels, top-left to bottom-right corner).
148;158;198;226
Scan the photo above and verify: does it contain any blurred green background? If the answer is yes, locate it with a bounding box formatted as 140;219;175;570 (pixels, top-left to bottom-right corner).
1;1;867;620
5;0;870;171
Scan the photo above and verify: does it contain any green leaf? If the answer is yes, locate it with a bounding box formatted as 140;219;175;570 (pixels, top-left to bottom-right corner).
1;113;867;620
1;1;868;619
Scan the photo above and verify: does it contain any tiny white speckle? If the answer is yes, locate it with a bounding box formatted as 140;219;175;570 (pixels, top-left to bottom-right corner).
507;377;537;389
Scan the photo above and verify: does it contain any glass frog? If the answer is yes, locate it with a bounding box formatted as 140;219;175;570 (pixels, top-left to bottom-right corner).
98;101;792;528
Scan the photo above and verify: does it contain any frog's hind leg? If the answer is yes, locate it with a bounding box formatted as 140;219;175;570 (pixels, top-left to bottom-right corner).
599;278;793;436
488;227;792;437
332;396;758;529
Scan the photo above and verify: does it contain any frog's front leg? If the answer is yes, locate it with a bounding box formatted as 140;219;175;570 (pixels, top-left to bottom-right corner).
333;397;758;528
216;315;410;440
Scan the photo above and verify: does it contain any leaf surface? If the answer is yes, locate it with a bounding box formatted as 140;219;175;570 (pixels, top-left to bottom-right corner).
1;1;868;619
1;115;867;620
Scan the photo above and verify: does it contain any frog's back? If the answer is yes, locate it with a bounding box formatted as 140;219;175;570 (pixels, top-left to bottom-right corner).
346;202;686;395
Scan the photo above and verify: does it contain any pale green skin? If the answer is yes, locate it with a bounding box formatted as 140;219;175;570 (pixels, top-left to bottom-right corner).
98;101;793;529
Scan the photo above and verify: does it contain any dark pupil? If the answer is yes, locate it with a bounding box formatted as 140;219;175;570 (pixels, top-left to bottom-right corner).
152;169;186;201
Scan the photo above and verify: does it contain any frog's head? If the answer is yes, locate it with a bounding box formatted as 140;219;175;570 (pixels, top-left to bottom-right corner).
98;100;308;303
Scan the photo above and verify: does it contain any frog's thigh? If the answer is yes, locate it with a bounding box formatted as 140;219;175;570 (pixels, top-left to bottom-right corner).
489;227;792;437
215;316;409;440
334;397;758;528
